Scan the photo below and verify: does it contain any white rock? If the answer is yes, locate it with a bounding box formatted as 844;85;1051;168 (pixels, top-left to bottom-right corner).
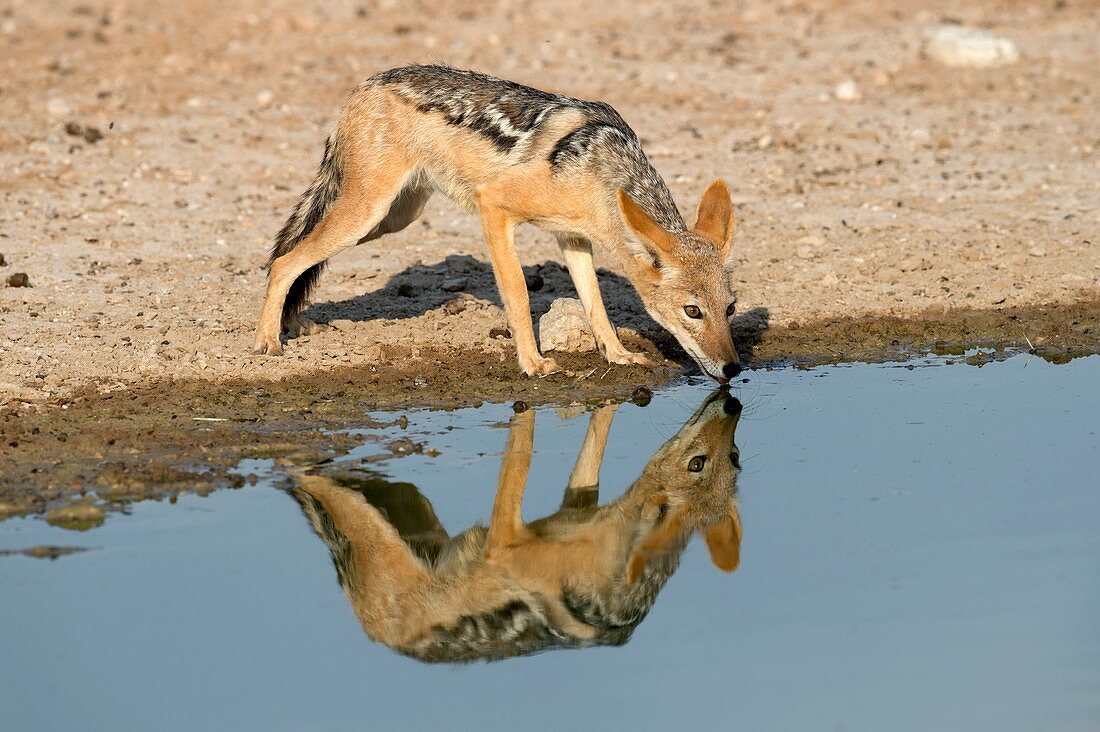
923;26;1019;69
46;97;70;117
256;89;275;108
834;80;861;102
538;298;596;353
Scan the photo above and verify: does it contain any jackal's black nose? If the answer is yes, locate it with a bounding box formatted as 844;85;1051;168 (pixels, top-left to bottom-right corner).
723;396;743;416
722;362;742;379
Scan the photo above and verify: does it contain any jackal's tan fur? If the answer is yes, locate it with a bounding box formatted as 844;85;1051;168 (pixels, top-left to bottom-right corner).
256;66;743;381
290;391;743;662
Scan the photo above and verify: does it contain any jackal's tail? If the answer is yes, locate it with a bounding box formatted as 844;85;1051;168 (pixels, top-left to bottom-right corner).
267;131;345;328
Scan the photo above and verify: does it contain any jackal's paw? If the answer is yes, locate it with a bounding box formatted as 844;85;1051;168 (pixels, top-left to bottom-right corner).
605;349;653;367
252;331;284;356
521;356;561;377
286;316;329;338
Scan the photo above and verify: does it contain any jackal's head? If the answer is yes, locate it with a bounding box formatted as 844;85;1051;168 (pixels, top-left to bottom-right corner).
617;180;741;383
626;390;744;583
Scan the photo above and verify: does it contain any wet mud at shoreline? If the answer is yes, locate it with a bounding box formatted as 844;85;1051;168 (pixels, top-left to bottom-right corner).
2;298;1097;523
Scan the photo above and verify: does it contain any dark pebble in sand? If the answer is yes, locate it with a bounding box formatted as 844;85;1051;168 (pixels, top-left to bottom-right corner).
7;272;30;287
631;386;652;406
512;400;528;413
0;253;6;266
525;273;544;292
396;283;414;297
64;121;104;144
489;326;512;339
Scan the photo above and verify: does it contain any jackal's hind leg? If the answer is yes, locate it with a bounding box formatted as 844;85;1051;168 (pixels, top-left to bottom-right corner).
254;171;412;356
476;192;560;377
557;235;651;367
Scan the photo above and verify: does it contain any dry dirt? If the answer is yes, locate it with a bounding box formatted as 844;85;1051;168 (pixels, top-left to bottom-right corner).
0;0;1097;516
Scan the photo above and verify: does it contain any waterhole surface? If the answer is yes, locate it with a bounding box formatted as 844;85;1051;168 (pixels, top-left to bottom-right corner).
2;354;1097;731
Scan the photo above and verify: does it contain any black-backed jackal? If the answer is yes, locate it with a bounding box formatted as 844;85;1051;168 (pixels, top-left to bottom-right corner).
256;65;743;382
290;391;744;663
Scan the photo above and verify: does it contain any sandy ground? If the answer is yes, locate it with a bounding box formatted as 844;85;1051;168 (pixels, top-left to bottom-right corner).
1;0;1098;411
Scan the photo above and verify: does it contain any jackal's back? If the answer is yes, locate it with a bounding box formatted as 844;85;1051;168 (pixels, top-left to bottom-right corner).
369;65;684;232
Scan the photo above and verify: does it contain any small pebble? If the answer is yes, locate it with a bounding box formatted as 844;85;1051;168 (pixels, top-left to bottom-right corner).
834;80;861;102
0;253;6;266
512;400;528;413
64;121;103;144
441;276;467;292
46;97;70;117
489;326;512;339
631;386;652;407
442;299;466;315
7;272;30;287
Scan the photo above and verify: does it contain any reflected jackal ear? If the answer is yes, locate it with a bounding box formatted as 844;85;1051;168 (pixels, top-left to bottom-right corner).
702;501;742;573
627;493;686;584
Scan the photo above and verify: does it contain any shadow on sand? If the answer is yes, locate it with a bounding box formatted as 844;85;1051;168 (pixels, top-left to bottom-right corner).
300;254;770;370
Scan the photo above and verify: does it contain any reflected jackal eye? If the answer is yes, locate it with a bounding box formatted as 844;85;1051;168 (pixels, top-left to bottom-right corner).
726;302;737;318
688;456;707;472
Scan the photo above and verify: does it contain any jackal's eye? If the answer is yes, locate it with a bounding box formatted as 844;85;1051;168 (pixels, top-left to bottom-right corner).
688;455;707;472
684;305;703;319
725;302;737;318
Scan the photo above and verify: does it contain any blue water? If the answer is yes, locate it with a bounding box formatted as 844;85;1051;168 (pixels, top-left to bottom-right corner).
2;354;1098;731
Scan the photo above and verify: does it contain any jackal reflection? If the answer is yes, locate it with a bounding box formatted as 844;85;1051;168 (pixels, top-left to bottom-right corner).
291;391;744;663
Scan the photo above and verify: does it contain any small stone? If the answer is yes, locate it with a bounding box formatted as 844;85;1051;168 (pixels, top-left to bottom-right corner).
631;386;652;407
512;400;529;413
256;89;275;107
46;97;71;117
442;299;466;315
834;80;861;101
923;26;1019;68
0;253;6;266
796;246;814;260
6;272;29;287
538;298;597;353
796;235;824;246
45;503;105;531
788;321;801;330
489;326;512;339
525;272;544;292
821;271;840;285
898;255;925;272
1028;247;1046;257
441;276;467;292
396;283;414;297
64;121;103;143
756;134;773;149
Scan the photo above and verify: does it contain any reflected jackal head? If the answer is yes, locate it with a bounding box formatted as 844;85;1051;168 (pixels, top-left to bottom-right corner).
289;390;744;663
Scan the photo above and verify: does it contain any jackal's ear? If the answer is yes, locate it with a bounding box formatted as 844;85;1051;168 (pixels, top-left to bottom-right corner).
693;179;734;256
702;501;742;573
627;495;685;584
617;190;678;268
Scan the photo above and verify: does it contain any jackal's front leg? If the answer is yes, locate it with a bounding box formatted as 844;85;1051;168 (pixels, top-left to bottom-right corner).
557;236;652;367
485;410;536;557
476;192;560;377
562;403;618;509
